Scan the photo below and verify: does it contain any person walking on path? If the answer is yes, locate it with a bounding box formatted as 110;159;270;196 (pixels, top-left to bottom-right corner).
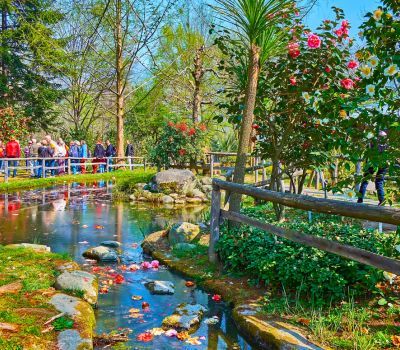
105;140;116;171
93;140;106;173
125;140;134;169
79;140;88;174
0;141;4;173
5;138;21;178
357;131;388;205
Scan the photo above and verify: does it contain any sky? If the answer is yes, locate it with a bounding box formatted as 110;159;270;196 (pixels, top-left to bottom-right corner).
304;0;382;38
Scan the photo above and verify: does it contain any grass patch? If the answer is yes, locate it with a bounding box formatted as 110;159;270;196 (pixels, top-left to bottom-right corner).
0;246;72;348
62;288;85;299
0;169;155;193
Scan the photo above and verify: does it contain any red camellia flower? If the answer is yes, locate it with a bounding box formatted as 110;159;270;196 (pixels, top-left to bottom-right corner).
114;274;125;284
288;42;300;58
136;332;153;342
307;33;321;49
212;294;222;302
188;128;196;136
325;66;331;73
347;60;358;69
289;76;297;86
334;28;343;37
340;78;355;90
252;123;260;129
179;149;186;156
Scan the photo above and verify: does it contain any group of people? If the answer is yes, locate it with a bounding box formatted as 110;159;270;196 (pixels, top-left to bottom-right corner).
0;136;135;177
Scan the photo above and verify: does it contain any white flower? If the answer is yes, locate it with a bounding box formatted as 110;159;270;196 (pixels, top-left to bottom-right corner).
366;132;374;139
384;64;398;76
383;271;396;285
368;56;379;68
360;65;373;78
344;189;357;201
321;118;329;124
373;8;383;21
366;84;376;96
302;92;311;104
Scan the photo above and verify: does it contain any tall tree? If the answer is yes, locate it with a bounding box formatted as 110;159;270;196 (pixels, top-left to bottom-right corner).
0;0;64;130
213;0;293;213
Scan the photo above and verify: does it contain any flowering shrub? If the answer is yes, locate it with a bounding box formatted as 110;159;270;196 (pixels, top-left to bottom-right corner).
218;205;397;304
0;108;30;142
148;120;207;169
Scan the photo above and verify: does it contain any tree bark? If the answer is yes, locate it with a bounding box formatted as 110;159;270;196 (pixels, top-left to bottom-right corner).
270;158;285;221
115;0;124;158
229;43;260;214
191;45;205;123
1;3;7;95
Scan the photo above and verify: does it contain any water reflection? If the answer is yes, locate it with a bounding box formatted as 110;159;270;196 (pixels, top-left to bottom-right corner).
0;183;253;349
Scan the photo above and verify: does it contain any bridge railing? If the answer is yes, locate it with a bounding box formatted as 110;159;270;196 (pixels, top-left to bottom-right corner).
0;156;147;182
209;178;400;275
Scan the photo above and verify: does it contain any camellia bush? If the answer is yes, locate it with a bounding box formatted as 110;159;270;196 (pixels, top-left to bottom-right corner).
0;107;30;142
148;120;207;169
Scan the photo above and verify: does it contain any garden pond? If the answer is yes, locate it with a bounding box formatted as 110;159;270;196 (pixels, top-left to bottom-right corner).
0;181;252;349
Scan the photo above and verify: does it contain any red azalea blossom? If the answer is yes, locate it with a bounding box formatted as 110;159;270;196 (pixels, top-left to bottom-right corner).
289;76;297;86
136;332;153;342
288;42;300;58
167;121;174;127
340;78;355;90
188;128;196;136
212;294;222;302
199;123;207;131
307;33;321;49
347;60;358;69
179;149;186;156
114;274;125;284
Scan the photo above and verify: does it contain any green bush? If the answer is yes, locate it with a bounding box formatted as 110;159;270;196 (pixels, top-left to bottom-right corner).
218;205;399;304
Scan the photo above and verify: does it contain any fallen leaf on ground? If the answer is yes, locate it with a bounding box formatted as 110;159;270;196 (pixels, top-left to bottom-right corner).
0;281;22;295
298;318;311;326
0;322;19;332
129;313;144;319
392;335;400;347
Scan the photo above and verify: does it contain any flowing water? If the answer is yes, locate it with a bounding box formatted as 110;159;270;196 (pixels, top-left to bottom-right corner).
0;182;253;350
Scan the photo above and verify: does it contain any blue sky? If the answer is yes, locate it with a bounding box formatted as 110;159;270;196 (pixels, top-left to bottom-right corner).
304;0;382;37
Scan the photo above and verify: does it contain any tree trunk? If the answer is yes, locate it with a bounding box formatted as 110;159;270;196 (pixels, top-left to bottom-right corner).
229;44;260;214
191;46;205;123
297;169;308;194
115;0;124;158
1;4;7;96
270;158;285;221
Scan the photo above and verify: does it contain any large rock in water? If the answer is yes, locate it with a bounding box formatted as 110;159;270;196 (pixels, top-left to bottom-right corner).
168;222;201;245
144;280;175;295
150;169;195;194
162;303;207;332
55;270;98;305
82;246;119;262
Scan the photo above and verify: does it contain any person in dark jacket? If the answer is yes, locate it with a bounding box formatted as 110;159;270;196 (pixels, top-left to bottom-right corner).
125;140;134;169
68;141;80;175
37;140;49;178
105;140;116;171
357;131;388;205
93;140;106;173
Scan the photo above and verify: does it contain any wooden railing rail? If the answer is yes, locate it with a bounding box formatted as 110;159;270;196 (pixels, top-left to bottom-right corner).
209;179;400;275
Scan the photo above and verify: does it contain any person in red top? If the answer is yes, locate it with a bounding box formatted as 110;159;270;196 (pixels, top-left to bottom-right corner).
5;138;21;177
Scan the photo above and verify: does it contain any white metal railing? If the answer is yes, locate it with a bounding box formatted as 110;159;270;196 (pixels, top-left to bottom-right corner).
0;156;147;182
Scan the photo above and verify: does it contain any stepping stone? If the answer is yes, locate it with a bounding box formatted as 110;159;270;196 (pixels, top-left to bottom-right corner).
100;241;121;248
83;246;119;262
144;280;175;295
162;303;207;332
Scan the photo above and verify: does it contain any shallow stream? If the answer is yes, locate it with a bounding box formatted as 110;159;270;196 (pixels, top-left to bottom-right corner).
0;182;253;349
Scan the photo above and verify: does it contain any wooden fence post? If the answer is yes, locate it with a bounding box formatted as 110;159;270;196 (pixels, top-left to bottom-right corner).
129;157;132;170
210;154;214;177
67;158;71;175
255;157;259;183
42;160;46;178
209;184;222;263
4;161;8;183
315;170;320;190
262;160;266;182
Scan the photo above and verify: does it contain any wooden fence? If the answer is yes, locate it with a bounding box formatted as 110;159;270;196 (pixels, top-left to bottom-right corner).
209;178;400;275
1;156;146;182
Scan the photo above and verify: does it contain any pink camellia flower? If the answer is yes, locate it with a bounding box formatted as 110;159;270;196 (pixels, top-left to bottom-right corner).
288;42;300;58
307;33;321;49
334;28;343;37
165;329;178;337
341;19;349;28
289;76;297;86
141;261;152;269
340;78;355;90
151;260;160;269
347;60;359;69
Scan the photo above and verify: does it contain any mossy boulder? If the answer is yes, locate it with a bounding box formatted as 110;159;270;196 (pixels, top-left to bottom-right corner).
82;246;118;262
162;303;207;332
168;222;201;245
150;169;195;194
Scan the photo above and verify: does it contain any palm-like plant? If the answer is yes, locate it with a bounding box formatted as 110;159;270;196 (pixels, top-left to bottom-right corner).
212;0;293;213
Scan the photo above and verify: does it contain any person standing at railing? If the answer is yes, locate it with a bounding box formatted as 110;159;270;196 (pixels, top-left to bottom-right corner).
45;135;57;176
0;141;4;174
37;140;48;178
23;141;33;176
56;139;67;175
125;140;134;169
31;139;39;177
93;140;106;173
105;140;116;171
68;141;80;175
80;140;88;174
5;138;21;178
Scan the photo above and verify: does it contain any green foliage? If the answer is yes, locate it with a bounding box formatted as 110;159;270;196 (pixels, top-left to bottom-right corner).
217;205;399;304
52;316;74;331
148;120;208;169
